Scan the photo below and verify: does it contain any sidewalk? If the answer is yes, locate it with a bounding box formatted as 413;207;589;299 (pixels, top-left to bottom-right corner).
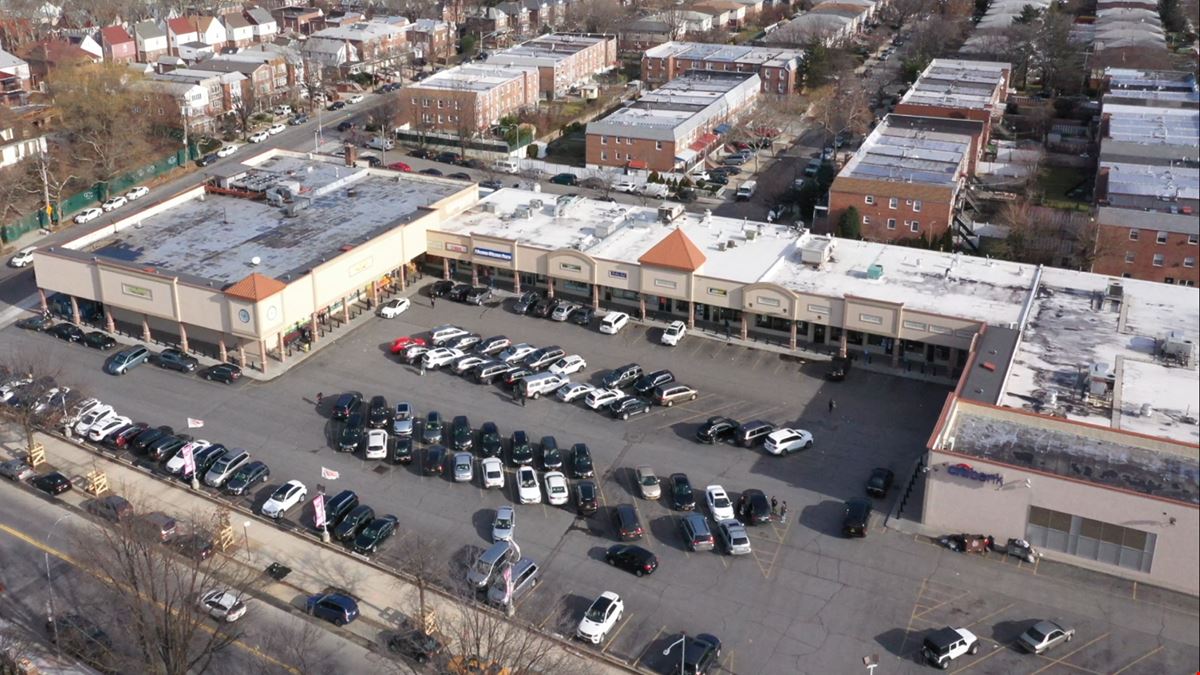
11;430;635;674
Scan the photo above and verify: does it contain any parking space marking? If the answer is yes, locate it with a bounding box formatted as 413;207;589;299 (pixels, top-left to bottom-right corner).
965;602;1015;629
601;612;634;653
1110;644;1163;674
948;641;1006;673
912;589;973;620
1028;632;1110;675
653;399;744;430
634;625;667;666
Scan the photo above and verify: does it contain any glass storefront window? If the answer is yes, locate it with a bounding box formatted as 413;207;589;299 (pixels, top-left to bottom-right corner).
1026;506;1155;573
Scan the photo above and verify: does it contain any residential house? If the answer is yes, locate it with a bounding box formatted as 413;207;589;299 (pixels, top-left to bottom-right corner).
152;66;245;119
397;63;540;134
191;57;277;107
586;71;761;172
693;1;748;29
439;0;467;25
642;42;805;95
0;48;32;105
309;21;408;75
166;17;200;55
63;32;104;60
300;37;357;73
20;40;100;86
178;41;216;61
465;8;512;47
207;48;299;98
245;7;278;43
407;18;454;65
487;33;617;99
619;17;683;53
99;25;136;63
497;2;532;37
522;0;552;31
133;20;168;63
0;108;46;168
139;78;214;133
223;13;256;48
1091;207;1198;285
272;6;325;35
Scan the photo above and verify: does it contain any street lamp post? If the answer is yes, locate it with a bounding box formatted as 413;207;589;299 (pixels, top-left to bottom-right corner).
242;520;252;562
44;513;74;653
663;633;686;674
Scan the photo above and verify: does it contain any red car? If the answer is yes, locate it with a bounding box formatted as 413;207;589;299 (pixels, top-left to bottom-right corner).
390;336;427;354
387;161;412;173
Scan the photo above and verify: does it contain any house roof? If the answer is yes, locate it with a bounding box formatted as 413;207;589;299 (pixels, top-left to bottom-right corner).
224;272;286;301
168;17;198;35
224;13;252;29
24;40;97;65
134;20;165;40
0;48;27;71
638;227;707;271
246;8;275;26
100;25;133;45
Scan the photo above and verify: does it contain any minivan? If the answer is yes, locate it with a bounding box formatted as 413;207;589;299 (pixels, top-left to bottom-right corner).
486;557;540;607
203;448;250;487
519;372;568;399
493;158;520;174
467;540;517;590
599;311;629;335
736;420;775;448
525;346;565;370
429;325;468;346
735;180;757;201
104;346;150;375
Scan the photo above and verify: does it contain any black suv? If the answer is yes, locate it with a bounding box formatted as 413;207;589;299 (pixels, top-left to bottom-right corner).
570;306;595;326
367;395;391;429
391;435;414;464
225;460;270;495
696;416;739;444
423;445;447;475
202;363;241;384
430;279;455;297
451;415;473;451
156;348;199;373
669;633;722;675
604;544;656;576
540;436;562;471
322;490;359;530
610;397;651;420
513;291;540;314
570;443;594;478
478;422;502;457
530;298;556;318
739;489;771;525
612;504;643;540
842;498;872;538
448;283;472;302
334;504;375;542
669;473;696;511
50;323;84;342
634;369;674;396
338;412;366;452
331;392;363;420
510;431;533;465
602;363;643;389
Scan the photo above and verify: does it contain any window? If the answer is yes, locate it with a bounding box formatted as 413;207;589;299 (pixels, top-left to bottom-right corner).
1189;234;1198;245
913;200;922;212
888;197;898;209
887;218;896;230
1185;257;1196;268
1156;231;1168;244
1152;253;1164;267
1027;506;1155;573
655;141;662;150
600;135;607;144
859;313;883;325
1124;251;1135;264
910;221;920;233
653;278;677;289
862;215;870;225
903;320;927;332
1129;229;1139;241
1165;277;1175;284
437;100;444;108
864;195;875;205
600;151;607;160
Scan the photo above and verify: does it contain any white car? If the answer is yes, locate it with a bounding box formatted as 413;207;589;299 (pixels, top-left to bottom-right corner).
499;343;537;364
635;465;661;499
347;93;364;104
550;302;577;321
260;480;307;519
101;195;127;212
492;505;515;541
199;589;247;622
577;592;624;644
31;386;69;415
661;320;686;346
481;457;505;489
585;388;625;410
613;179;637;193
764;428;814;455
74;405;116;436
365;429;388;459
557;382;594;403
73;207;102;224
549;355;587;376
715;518;752;555
87;415;131;443
267;123;286;135
516;466;541;504
422;347;464;368
453;452;474;482
248;131;269;143
125;186;149;201
164;440;212;474
452;355;488;375
216;145;237;158
544;471;569;506
0;377;32;404
599;311;630;335
378;297;411;318
9;246;36;267
705;485;736;521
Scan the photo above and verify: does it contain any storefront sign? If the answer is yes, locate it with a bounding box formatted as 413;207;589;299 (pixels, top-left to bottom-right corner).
474;247;512;261
349;257;373;277
947;463;1003;485
121;283;153;300
708;287;727;296
445;243;468;254
609;270;628;279
559;262;582;273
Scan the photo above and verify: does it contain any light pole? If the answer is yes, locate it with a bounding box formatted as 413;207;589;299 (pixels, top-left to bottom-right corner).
242;520;252;562
44;513;74;653
316;483;330;543
663;633;686;674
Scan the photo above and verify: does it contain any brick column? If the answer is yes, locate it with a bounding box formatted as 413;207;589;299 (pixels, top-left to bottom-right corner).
789;321;797;349
141;315;151;342
258;340;268;374
238;343;246;369
839;331;848;358
513;272;521;294
891;342;901;367
178;323;189;352
686;301;695;329
342;297;349;323
105;309;115;333
371;282;379;308
278;333;286;363
399;266;407;291
740;314;748;340
69;297;80;325
546;279;554;298
471;265;479;286
219;339;228;363
38;288;48;313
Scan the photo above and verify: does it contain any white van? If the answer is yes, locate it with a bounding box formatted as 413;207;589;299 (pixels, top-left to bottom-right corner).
493;158;520;174
599;311;630;335
519;372;569;399
367;136;394;151
735;181;757;201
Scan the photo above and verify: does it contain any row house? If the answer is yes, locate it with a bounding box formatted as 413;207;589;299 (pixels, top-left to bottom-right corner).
210;48;300;97
642;42;805;95
0;48;32;106
99;26;135;63
245;8;279;42
496;2;532;37
300;38;358;73
223;13;256;48
20;40;100;86
134;20;168;63
150;67;247;123
0;108;46;167
397;64;540;134
486;33;617;99
191;58;277;107
309;22;408;75
407;19;454;65
272;6;326;35
692;1;748;29
465;8;514;48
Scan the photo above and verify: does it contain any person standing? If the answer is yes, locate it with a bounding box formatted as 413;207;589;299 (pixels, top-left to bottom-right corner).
828;398;836;414
771;496;779;516
316;392;323;406
431;296;436;310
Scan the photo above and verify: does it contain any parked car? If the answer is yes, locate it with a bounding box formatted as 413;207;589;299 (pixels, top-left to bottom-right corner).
865;467;895;498
248;131;269;143
353;515;398;555
423;445;447;475
609;397;651;420
599;311;630;334
392;402;414;436
305;592;359;626
0;458;35;481
764;428;814;455
576;480;599;515
557;382;594;403
509;431;533;466
86;494;134;523
655;384;698;406
612;504;643;540
453;451;474;482
922;627;979;669
544;471;569;505
1017;620;1075;655
49;323;84;343
705;485;736;521
714;518;752;555
202;363;241;384
423;411;444;444
478;422;502;457
696;416;739;444
200;589;247;622
34;471;72;495
576;592;624;644
604;544;657;576
540;436;562;471
225;461;270;495
216;145;237;158
334;504;376;541
570;443;594;478
156;348;199;373
571;306;595;326
8;246;36;267
550;173;578;186
82;331;117;350
104;345;150;375
481;457;504;489
738;489;771;525
261;480;307;519
634;369;674;396
386;619;447;665
668;633;722;674
338;412;366;452
635;466;661;499
602;363;643;389
549;355;587;376
331;392;363;420
378;297;411;318
678;512;715;551
668;473;696;510
842;498;872;537
516;466;541;504
513;291;540;314
101;195;127;212
196;154;219;167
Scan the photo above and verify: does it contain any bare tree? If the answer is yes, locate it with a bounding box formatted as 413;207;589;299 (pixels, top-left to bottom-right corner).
440;587;581;674
563;0;628;33
22;143;83;229
0;353;68;458
243;616;345;675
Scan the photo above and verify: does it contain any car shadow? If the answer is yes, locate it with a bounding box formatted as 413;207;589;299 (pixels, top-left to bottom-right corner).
638;631;688;674
992;619;1037;648
799;499;847;537
648;515;687;552
874;627;920;659
471;508;495;543
586;545;611;563
250;484;277;512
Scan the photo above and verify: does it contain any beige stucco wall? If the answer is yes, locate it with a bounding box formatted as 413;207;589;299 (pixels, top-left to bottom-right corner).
640;266;690;299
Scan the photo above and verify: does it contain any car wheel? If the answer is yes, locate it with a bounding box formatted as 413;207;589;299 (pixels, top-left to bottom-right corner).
334;617;345;626
968;643;979;655
667;400;673;407
805;441;813;449
634;569;644;577
1066;633;1073;642
937;659;949;670
607;557;615;566
690;394;697;400
622;413;629;420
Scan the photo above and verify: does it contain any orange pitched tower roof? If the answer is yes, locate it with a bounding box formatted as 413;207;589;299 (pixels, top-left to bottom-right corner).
224;272;286;301
637;227;707;272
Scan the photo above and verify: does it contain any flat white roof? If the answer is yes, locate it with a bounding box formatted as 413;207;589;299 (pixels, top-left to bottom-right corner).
1104;103;1200;146
643;41;804;69
900;59;1009;111
587;72;759;141
1102;162;1200;200
408;63;536;92
841;117;974;186
488;33;610;67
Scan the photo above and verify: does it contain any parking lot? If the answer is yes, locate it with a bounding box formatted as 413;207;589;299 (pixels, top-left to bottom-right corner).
4;288;1198;674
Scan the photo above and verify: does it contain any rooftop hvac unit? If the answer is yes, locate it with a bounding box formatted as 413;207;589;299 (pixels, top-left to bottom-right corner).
529;198;543;209
744;229;758;240
482;201;498;213
514;205;532;219
1159;331;1197;368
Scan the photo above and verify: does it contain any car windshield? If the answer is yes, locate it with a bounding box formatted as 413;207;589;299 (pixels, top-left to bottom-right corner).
520;472;535;486
271;485;291;499
641;475;656;486
733;535;750;546
713;495;730;508
363;521;386;537
585;599;612;622
674;482;689;496
495;516;512;528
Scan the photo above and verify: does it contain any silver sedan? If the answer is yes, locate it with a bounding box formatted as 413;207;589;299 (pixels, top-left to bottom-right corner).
1018;620;1075;654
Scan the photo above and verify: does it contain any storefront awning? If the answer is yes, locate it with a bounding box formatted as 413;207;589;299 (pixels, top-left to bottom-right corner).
626;160;648;170
714;123;732;135
690;133;718;151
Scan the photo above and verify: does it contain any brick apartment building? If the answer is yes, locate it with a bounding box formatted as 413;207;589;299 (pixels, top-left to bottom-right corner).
398;64;540;134
486;33;616;99
585;71;760;172
1091;207;1199;285
893;59;1010;156
407;18;454;64
642;42;804;95
826;115;982;243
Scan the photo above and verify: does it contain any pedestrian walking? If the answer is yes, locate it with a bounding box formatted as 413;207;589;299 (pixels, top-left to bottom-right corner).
723;318;731;340
771;496;779;515
519;388;527;407
780;501;789;522
316;392;324;406
431;296;436;310
419;361;426;376
828;398;836;414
